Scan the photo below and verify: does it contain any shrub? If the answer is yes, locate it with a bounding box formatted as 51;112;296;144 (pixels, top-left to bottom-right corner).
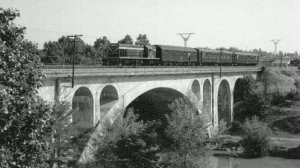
164;97;212;168
91;109;160;168
241;116;271;158
294;78;300;89
234;93;271;122
227;121;245;136
270;91;288;106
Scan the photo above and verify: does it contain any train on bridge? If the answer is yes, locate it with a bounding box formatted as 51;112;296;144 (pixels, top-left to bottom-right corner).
102;43;259;66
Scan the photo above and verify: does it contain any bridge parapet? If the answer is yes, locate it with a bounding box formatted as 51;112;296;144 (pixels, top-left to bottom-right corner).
43;66;261;78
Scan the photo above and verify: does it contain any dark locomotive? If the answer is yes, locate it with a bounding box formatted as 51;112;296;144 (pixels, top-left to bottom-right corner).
102;43;259;66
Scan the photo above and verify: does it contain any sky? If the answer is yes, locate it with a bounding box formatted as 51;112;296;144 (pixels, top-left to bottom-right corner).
1;0;300;53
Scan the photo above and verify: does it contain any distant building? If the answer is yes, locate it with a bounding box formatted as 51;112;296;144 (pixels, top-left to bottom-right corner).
272;57;290;67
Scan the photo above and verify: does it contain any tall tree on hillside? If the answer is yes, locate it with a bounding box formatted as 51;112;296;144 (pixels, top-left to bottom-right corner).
118;34;133;44
135;34;150;45
94;36;110;59
0;8;54;167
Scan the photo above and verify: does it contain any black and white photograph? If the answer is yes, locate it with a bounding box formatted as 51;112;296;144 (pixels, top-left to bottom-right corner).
1;0;300;167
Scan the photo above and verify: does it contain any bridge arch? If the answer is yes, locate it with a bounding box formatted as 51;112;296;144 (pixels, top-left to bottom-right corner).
203;79;212;115
233;78;247;104
100;85;119;119
233;76;254;121
191;79;200;100
72;86;94;130
126;87;184;147
217;79;231;125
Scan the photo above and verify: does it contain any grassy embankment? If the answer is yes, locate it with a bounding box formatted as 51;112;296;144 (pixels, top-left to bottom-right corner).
260;67;300;139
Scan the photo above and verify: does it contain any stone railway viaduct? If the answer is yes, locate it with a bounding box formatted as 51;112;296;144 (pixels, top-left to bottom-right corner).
39;66;261;162
39;66;261;129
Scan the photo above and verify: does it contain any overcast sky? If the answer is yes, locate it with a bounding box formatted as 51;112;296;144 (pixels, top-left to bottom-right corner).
2;0;300;53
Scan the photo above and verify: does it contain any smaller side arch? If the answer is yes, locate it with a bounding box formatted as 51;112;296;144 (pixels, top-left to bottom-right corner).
217;79;231;125
72;87;94;130
191;79;201;99
100;85;119;119
203;79;212;115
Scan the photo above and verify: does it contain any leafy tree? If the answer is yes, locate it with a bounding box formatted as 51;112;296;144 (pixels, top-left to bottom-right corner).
290;58;300;67
91;109;160;168
135;34;150;45
164;97;212;168
42;36;96;65
234;76;255;104
48;101;93;168
118;34;133;44
0;8;54;167
93;36;110;60
42;41;64;64
241;116;271;158
228;47;242;52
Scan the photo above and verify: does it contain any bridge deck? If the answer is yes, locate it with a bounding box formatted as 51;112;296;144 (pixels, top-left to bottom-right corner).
43;66;261;78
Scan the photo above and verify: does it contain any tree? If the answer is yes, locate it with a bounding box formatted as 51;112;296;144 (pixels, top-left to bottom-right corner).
42;41;64;64
48;101;94;168
93;36;110;60
91;109;160;168
0;8;54;167
118;34;133;44
228;47;242;52
164;97;212;168
42;36;96;65
135;34;150;45
241;116;271;158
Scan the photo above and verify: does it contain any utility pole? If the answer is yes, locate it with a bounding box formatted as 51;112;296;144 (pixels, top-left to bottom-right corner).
178;33;194;47
219;48;223;78
67;34;82;88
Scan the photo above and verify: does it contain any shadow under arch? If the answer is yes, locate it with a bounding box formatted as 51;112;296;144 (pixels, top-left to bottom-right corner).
191;79;200;100
218;80;231;125
100;85;119;119
203;79;212;116
126;87;184;148
72;87;94;130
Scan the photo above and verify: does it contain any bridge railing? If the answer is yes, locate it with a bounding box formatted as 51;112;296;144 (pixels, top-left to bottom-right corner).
42;65;262;78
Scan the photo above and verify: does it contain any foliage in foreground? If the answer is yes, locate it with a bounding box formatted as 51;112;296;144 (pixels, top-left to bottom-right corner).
163;97;213;168
241;116;271;158
0;8;54;167
88;109;160;168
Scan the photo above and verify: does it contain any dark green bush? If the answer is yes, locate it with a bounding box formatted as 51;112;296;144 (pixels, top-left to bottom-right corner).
91;109;160;168
228;121;245;135
163;97;212;168
270;92;287;106
285;90;299;100
234;93;271;122
241;116;271;158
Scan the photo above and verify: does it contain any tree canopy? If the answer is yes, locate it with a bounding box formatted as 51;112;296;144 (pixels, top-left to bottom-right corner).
0;8;54;167
135;34;150;45
42;36;97;65
93;36;110;59
118;34;133;44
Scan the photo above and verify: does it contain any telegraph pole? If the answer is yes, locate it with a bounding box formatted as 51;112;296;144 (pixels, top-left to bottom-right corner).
67;34;82;88
178;33;194;47
219;48;223;78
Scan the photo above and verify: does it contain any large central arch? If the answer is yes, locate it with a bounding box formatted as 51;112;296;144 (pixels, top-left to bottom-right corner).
72;87;94;130
217;80;231;125
126;87;184;148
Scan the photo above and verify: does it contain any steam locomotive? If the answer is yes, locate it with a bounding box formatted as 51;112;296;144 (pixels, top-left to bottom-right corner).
102;43;259;66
